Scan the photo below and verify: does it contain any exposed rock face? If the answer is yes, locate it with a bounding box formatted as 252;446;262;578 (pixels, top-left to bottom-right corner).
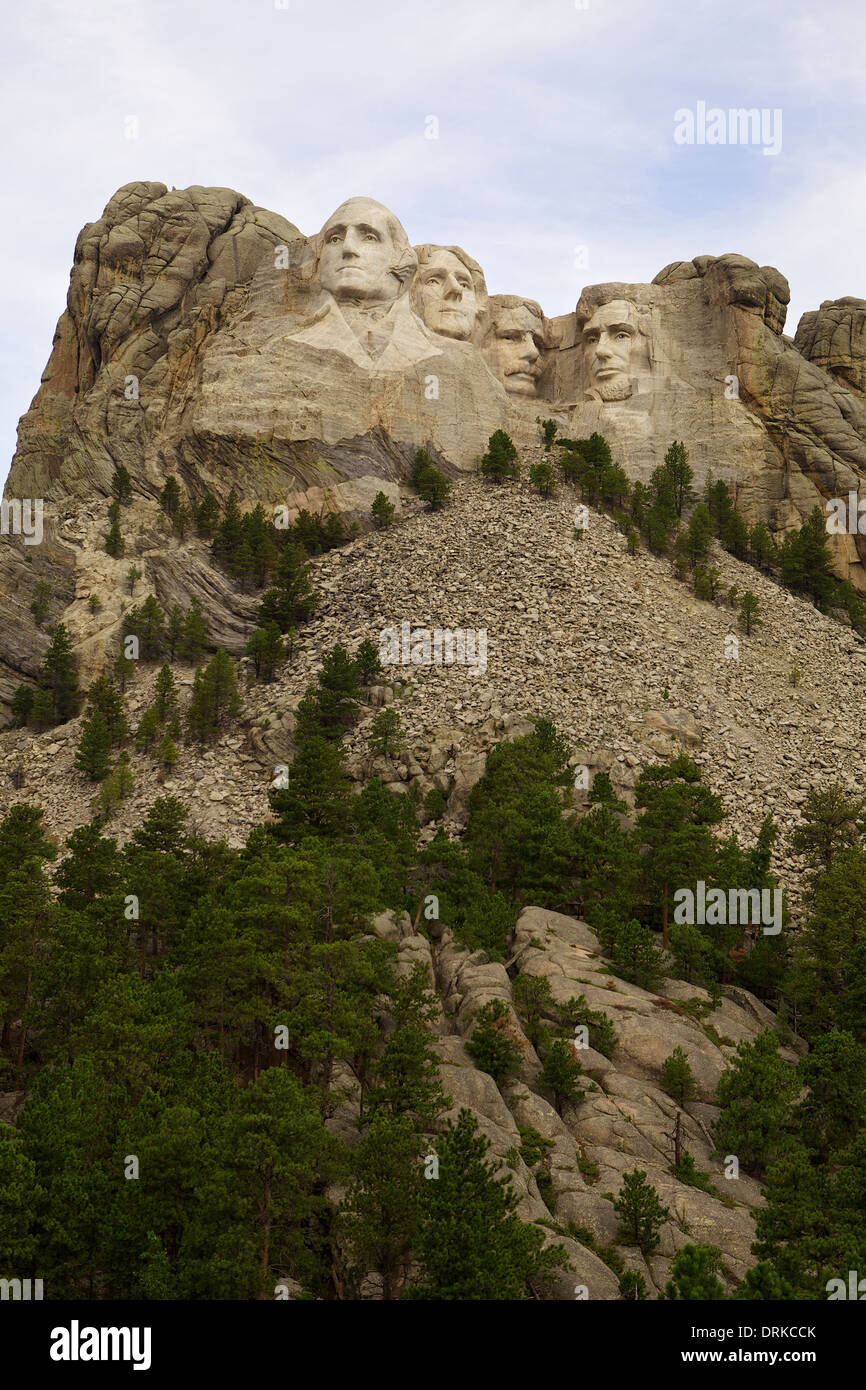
6;185;866;721
795;296;866;400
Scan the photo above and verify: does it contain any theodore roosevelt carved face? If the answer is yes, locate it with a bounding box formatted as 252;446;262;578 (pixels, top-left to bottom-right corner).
481;296;546;396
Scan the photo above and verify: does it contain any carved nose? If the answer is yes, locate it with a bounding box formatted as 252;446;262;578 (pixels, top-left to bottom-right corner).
443;274;462;299
521;335;540;361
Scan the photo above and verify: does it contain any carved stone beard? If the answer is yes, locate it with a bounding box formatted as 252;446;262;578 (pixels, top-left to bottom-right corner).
593;377;633;402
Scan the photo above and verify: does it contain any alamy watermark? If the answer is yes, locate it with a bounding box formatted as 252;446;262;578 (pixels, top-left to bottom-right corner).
1;498;43;546
674;102;782;156
379;621;487;677
826;1270;866;1299
825;492;866;534
673;880;782;935
0;1276;43;1299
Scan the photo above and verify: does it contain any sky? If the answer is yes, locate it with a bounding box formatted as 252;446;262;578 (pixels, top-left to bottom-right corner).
2;0;865;487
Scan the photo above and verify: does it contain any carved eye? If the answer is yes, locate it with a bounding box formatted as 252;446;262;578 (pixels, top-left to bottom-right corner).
616;331;632;341
427;276;442;286
327;233;342;244
364;233;379;242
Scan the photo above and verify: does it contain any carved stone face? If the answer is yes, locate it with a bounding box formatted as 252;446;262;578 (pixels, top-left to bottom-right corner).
414;249;478;340
483;304;545;396
582;299;640;401
317;198;406;304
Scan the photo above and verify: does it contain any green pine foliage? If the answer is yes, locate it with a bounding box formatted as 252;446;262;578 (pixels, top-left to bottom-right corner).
405;1108;567;1299
613;1168;670;1255
186;650;242;743
480;430;520;483
466;999;524;1087
660;1045;696;1106
371;491;396;528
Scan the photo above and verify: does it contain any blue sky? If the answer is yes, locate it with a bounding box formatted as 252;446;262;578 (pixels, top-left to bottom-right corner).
3;0;865;488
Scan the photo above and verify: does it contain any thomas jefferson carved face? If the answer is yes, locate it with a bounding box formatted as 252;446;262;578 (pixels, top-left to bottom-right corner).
316;197;415;305
581;300;641;401
482;300;546;396
412;247;481;340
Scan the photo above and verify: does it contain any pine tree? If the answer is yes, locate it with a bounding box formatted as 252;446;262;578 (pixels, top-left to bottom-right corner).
37;623;81;723
257;542;317;632
368;708;403;758
366;964;447;1127
195;491;220;538
371;491;396;528
270;736;354;842
105;512;125;558
112;648;136;692
780;506;836;608
512;974;554;1052
339;1112;423;1299
93;752;135;816
713;1031;797;1177
406;1107;567;1299
244;623;286;681
466;999;524;1087
789;785;863;875
410;448;434;487
538;417;558;450
355;638;382;685
30;690;55;730
749;521;777;571
613;1168;670;1255
30;580;51;627
634;755;725;949
124;595;167;661
75;712;113;781
611;919;666;990
212;488;244;567
480;430;520;483
661;1243;726;1299
157;733;178;771
415;464;452;509
86;675;128;745
684;502;712;566
177;598;210;664
529;461;556;495
0;1127;42;1271
186;650;242;743
153;664;180;731
794;1028;866;1161
722;508;750;559
738;590;762;635
125;564;142;596
538;1037;584;1113
111;465;133;504
661;1045;696;1106
10;685;34;727
160;476;181;517
135;705;162;752
172;503;191;540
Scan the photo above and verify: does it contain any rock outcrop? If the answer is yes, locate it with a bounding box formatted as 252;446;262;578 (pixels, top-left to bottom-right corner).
6;185;866;718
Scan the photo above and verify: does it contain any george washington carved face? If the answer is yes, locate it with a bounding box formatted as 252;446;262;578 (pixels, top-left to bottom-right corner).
314;197;417;305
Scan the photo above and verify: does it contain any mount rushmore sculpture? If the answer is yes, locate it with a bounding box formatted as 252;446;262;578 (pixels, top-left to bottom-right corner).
4;179;866;716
